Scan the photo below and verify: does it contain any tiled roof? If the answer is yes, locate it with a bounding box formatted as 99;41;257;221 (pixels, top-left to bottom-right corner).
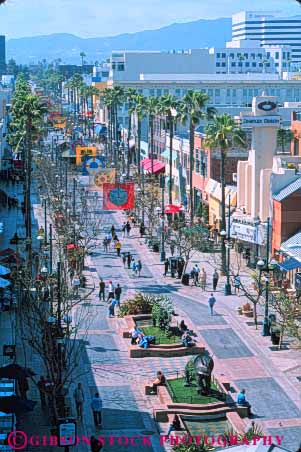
280;232;301;262
273;178;301;201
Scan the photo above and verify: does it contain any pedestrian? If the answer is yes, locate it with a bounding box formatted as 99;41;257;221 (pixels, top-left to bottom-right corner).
73;383;84;420
121;222;126;238
131;259;136;276
137;260;142;277
115;283;122;303
139;222;145;237
98;278;106;302
200;268;207;291
107;280;114;300
37;376;46;409
170;244;175;256
108;297;116;317
122;254;127;268
126;221;131;237
90;436;103;452
18;377;29;400
111;224;115;237
163;259;169;276
127;253;131;269
91;392;103;428
115;240;121;257
208;293;216;316
192;264;200;286
234;274;241;295
212;269;219;291
103;237;108;253
106;233;112;249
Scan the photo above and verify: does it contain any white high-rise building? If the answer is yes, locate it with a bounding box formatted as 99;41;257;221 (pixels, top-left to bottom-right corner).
232;11;301;64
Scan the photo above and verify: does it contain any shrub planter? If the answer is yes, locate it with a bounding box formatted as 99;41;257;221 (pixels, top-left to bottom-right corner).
122;314;205;358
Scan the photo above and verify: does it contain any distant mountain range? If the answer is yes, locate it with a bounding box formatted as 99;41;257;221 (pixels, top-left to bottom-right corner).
7;17;232;64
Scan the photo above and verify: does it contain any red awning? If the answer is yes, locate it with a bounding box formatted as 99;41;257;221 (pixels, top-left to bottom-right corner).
165;204;181;214
141;158;165;174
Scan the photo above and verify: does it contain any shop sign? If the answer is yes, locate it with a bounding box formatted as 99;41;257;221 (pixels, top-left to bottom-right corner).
241;115;280;128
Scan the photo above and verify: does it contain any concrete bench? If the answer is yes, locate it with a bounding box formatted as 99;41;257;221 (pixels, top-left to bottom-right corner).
236;405;249;418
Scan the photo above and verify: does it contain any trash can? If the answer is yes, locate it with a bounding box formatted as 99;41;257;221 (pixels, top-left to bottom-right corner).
169;257;177;277
182;273;190;286
270;326;280;345
153;243;159;252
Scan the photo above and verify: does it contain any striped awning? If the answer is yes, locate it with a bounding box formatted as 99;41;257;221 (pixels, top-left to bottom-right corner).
141;158;165;174
275;258;300;272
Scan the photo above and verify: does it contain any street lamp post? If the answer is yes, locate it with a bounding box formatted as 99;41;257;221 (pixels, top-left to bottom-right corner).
257;217;271;337
43;199;47;245
49;224;53;274
160;175;166;262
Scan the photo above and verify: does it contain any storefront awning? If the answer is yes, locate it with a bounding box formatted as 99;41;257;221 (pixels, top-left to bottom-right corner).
275;258;300;272
94;124;107;135
161;149;177;161
141;158;165;174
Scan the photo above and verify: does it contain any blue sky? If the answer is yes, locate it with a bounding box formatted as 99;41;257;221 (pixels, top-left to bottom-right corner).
0;0;300;39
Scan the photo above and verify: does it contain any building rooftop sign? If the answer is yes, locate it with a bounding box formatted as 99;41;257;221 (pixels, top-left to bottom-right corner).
241;115;280;128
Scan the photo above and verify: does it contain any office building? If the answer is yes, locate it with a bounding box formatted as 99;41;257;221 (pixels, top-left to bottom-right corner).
232;11;301;64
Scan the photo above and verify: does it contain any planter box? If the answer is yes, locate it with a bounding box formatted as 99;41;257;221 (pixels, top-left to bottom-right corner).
130;343;205;358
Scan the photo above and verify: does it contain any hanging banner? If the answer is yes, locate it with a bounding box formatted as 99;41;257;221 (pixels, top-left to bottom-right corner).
84;156;106;175
90;169;116;189
75;145;97;165
103;183;134;210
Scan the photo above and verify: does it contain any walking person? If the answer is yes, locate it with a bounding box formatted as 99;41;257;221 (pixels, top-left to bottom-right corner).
91;392;103;428
115;240;121;257
111;224;115;238
90;436;103;452
115;283;122;304
192;264;200;286
127;253;131;269
107;281;114;300
98;278;106;302
37;376;46;409
73;383;84;420
139;222;145;237
163;259;169;277
122;254;127;268
108;296;116;317
132;259;137;276
200;268;207;291
208;293;216;316
121;222;126;238
234;274;241;295
170;243;175;257
18;377;29;400
125;221;131;237
103;237;108;253
212;269;219;291
137;260;142;277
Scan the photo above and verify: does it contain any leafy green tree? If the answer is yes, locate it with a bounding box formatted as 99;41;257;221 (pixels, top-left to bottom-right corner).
129;93;147;175
124;88;138;175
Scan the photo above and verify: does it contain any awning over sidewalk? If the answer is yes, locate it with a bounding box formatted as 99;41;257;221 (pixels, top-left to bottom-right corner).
141;157;165;174
275;258;300;272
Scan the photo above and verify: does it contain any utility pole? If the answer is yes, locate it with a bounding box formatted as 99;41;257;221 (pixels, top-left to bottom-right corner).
49;224;53;274
44;199;47;245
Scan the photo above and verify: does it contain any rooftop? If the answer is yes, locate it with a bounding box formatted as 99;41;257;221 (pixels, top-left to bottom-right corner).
273;178;301;201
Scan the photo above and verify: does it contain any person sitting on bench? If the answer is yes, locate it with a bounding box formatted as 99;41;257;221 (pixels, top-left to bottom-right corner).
129;326;142;345
182;332;195;347
150;371;166;394
237;389;252;415
166;414;181;437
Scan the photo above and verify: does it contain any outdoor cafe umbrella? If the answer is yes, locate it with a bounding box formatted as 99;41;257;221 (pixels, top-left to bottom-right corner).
0;277;11;289
0;364;36;380
0;396;37;414
0;265;10;276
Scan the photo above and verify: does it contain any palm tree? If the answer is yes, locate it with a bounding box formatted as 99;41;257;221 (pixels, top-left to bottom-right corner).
145;96;160;174
9;76;47;268
101;88;114;159
178;90;214;225
80;52;86;67
157;94;179;204
129;94;147;176
124;88;137;176
205;114;246;273
277;127;294;153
